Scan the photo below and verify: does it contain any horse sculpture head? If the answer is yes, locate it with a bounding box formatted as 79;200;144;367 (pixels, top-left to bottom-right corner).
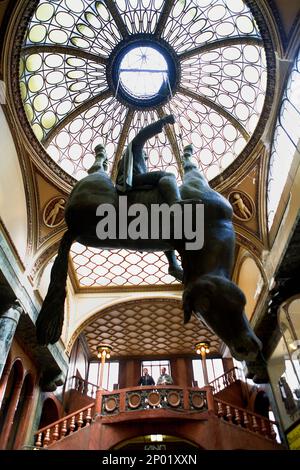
183;274;262;361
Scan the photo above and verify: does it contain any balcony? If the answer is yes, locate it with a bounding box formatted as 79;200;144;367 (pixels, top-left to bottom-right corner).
34;382;282;450
99;385;209;422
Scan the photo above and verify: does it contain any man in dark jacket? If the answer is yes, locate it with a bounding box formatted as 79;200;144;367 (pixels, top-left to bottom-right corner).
138;368;155;386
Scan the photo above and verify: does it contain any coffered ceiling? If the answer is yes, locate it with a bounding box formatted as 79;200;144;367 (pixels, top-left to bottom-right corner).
73;298;222;359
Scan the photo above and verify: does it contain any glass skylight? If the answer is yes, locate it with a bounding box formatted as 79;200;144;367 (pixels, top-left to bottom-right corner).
119;46;168;99
19;0;271;288
20;0;268;183
267;48;300;229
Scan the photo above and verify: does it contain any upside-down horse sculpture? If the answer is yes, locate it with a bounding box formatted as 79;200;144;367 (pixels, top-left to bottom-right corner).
36;115;265;381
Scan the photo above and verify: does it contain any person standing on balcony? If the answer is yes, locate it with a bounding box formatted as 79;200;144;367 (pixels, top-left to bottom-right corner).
138;367;155;386
157;367;173;385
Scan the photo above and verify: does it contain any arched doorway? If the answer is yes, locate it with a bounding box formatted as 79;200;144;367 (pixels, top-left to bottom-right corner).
113;434;200;451
38;398;59;429
7;373;34;449
0;360;23;447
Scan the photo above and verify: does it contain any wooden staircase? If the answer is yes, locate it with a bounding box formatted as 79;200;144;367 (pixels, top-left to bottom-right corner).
210;367;251;408
33;375;283;450
63;376;96;415
35;403;94;448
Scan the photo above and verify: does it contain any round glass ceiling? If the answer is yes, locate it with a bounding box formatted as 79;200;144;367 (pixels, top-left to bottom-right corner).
20;0;269;183
119;46;168;99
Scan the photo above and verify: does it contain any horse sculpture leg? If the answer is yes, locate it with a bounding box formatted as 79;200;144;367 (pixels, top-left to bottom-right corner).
36;230;74;345
164;251;183;282
183;274;262;362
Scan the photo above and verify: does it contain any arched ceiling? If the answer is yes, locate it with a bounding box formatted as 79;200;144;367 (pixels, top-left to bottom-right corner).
15;0;275;290
72;298;222;359
19;0;271;184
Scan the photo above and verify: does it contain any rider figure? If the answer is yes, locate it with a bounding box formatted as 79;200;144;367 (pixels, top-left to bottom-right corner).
89;117;184;282
116;114;181;205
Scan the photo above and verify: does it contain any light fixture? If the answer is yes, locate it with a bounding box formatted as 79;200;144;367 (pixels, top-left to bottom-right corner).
195;342;210;355
150;434;163;442
97;343;112;360
96;344;113;390
194;341;210;386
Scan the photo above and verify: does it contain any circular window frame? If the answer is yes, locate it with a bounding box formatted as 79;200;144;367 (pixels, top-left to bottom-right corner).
107;34;180;110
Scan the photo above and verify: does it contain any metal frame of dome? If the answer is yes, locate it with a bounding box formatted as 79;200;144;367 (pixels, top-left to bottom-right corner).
107;33;180;109
12;0;275;190
7;0;277;290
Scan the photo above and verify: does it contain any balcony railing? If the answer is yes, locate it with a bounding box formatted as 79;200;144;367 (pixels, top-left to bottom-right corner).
33;385;280;449
100;385;209;416
69;376;98;399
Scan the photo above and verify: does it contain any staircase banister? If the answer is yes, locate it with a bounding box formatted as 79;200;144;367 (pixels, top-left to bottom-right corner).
69;375;98;389
214;397;277;425
34;402;95;435
209;366;242;385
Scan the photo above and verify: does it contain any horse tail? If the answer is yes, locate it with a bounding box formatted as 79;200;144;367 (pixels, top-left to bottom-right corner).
36;230;74;345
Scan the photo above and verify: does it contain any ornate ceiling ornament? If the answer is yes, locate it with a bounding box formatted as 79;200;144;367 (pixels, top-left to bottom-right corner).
43;196;66;227
228;189;255;221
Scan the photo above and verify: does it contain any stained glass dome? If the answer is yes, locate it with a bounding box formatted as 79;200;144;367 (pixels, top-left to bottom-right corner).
20;0;269;184
18;0;273;289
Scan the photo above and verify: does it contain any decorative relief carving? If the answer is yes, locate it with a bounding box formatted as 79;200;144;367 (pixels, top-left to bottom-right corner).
229;190;255;222
128;393;141;409
43;197;66;228
167;391;181;407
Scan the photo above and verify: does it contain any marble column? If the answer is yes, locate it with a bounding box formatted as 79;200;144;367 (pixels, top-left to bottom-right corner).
0;301;23;379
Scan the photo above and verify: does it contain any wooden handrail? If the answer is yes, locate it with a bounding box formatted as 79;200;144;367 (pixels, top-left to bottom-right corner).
34;402;94;435
214;397;275;422
69;376;99;396
69;375;98;390
214;397;278;440
209;367;241;386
